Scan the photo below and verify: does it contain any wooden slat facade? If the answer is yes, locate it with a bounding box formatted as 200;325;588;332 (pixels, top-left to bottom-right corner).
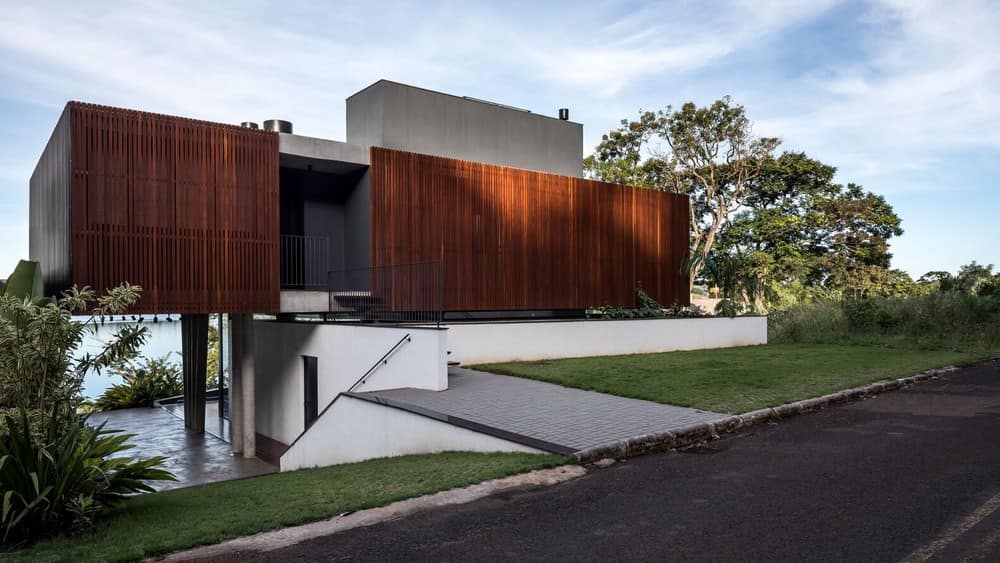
369;147;690;311
66;102;279;313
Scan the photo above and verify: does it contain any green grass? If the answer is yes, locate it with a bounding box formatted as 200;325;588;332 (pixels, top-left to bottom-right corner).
475;344;988;414
9;451;570;563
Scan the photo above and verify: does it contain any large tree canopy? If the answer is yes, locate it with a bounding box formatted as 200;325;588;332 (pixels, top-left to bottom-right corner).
587;98;906;310
713;152;904;306
585;97;780;291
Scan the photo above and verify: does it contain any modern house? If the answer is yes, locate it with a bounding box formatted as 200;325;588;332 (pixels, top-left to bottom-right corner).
29;80;765;469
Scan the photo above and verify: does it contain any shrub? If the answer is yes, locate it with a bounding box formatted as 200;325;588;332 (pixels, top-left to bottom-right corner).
770;293;1000;353
0;407;175;546
594;289;705;319
0;266;175;547
94;355;183;411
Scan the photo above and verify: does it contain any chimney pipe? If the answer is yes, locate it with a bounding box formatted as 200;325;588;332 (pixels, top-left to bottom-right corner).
262;119;293;134
558;108;569;121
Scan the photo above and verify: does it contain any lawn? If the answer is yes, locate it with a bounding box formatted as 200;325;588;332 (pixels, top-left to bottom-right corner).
474;344;988;414
9;451;570;563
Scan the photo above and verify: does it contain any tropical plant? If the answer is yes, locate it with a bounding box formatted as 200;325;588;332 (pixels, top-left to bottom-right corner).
0;407;174;545
0;261;174;546
94;355;183;411
0;283;147;413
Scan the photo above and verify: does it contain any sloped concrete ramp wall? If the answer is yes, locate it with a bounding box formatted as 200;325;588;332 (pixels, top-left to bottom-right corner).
279;395;543;471
255;322;447;447
445;316;767;365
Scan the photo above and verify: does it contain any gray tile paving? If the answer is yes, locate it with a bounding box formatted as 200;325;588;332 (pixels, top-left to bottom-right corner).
354;367;728;453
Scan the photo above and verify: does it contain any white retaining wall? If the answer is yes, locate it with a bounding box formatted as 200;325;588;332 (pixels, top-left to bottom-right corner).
445;316;767;365
280;395;543;471
254;322;447;446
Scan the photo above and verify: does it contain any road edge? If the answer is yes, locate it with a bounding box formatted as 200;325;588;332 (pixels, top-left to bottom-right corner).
575;362;990;462
152;464;586;561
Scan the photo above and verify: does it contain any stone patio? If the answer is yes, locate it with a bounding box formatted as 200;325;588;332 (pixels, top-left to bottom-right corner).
350;367;728;454
87;407;275;490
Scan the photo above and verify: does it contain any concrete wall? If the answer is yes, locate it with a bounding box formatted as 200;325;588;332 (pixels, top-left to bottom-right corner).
343;171;371;271
254;321;447;446
445;317;768;365
347;80;583;177
278;134;369;166
279;395;542;471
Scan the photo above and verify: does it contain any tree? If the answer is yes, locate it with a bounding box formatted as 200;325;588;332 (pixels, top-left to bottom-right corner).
710;152;904;306
956;261;995;295
585;97;780;292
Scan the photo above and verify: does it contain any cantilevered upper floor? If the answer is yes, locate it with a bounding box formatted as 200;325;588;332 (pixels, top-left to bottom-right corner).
28;81;689;316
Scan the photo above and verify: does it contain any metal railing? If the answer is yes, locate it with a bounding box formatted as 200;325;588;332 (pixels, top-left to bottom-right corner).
327;261;443;326
280;235;329;290
347;333;411;392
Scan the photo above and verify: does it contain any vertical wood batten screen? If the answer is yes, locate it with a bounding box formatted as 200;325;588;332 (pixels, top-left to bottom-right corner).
369;147;690;312
68;102;279;314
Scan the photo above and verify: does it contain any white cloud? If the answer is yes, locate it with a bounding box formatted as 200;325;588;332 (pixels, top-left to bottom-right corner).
752;0;1000;193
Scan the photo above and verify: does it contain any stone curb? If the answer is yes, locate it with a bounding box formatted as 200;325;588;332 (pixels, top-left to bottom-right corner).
575;365;961;463
154;464;587;561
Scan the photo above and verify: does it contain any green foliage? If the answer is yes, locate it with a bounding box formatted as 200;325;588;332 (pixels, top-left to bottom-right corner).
709;152;906;308
13;452;568;562
94;356;183;412
206;323;221;389
1;261;45;302
0;263;173;547
595;289;704;319
769;294;1000;353
586;97;780;290
475;344;980;414
714;299;745;317
0;285;147;413
0;407;174;546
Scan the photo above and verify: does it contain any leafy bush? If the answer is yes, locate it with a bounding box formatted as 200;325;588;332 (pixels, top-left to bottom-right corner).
0;407;174;545
770;293;1000;353
0;284;147;413
594;289;705;319
94;356;183;411
0;266;175;547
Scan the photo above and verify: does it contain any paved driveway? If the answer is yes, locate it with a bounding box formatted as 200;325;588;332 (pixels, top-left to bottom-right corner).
352;367;728;454
214;360;1000;562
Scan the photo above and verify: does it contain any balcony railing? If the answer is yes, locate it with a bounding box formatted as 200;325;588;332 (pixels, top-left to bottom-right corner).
280;235;442;325
280;235;329;290
327;261;443;326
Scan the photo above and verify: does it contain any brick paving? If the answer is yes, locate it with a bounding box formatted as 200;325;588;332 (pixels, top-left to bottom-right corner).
352;367;727;454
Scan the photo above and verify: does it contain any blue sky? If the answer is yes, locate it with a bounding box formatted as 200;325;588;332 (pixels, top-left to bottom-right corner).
1;0;997;279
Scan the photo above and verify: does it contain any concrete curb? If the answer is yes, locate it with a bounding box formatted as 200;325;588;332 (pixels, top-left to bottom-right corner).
153;464;586;561
575;365;961;463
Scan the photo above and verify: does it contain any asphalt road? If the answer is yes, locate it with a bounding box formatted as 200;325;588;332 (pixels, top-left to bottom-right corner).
211;360;1000;562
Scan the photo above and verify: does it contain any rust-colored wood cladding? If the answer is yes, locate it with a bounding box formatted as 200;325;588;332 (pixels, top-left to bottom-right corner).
369;147;690;311
68;102;279;313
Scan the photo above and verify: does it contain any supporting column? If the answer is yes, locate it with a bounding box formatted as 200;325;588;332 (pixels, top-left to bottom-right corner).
230;314;245;455
181;313;209;434
230;313;256;458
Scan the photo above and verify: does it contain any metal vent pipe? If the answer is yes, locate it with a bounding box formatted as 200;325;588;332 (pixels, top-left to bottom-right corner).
262;119;293;134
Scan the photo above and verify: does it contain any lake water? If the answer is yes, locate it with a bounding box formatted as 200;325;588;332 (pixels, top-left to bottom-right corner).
77;315;184;399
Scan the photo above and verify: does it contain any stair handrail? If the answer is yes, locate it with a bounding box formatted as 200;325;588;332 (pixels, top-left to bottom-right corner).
281;333;412;456
347;333;411;393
